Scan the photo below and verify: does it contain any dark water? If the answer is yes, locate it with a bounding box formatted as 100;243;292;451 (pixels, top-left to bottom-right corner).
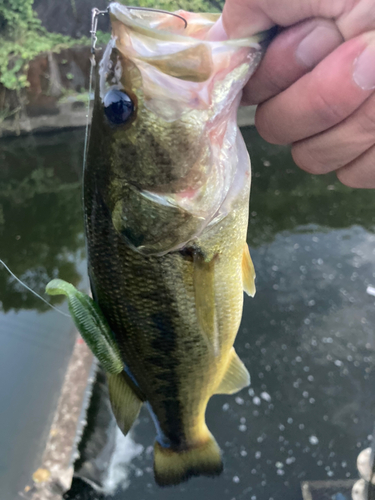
1;127;375;500
0;130;88;499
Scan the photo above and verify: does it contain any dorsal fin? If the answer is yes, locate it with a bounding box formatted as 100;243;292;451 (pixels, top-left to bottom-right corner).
242;243;256;297
193;252;219;356
214;348;250;395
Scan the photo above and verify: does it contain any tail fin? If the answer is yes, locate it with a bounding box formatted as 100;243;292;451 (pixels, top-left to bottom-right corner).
153;433;223;487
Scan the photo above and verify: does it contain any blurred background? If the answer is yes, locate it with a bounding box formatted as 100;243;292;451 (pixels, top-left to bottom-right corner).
1;2;375;500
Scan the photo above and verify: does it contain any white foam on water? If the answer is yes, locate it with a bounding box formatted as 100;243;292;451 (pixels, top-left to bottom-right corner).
260;392;271;402
309;435;319;445
102;428;144;495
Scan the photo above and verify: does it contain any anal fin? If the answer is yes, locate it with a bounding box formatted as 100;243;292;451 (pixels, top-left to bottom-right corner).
215;348;250;395
242;243;256;297
107;371;144;436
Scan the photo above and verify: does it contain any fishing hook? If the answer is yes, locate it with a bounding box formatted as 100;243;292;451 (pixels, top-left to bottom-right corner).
90;4;188;55
91;7;109;54
126;6;188;29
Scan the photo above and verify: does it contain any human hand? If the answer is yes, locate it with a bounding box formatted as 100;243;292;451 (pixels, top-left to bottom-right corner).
209;0;375;188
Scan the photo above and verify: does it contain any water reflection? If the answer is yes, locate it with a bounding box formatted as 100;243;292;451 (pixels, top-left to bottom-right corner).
242;127;375;247
62;127;375;500
1;126;374;500
0;130;85;311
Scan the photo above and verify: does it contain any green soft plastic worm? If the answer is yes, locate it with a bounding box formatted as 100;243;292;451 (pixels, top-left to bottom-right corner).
46;279;123;374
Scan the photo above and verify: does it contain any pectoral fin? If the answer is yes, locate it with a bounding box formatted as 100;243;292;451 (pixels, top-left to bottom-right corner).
193;253;219;356
107;372;144;436
215;348;250;395
242;244;256;297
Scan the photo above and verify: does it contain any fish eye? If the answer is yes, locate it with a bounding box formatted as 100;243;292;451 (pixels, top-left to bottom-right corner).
103;89;134;126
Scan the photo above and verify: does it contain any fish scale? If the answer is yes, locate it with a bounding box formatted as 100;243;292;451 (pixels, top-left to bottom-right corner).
85;143;249;441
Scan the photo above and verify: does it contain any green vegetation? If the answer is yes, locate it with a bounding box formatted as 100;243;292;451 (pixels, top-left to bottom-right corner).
0;0;88;91
125;0;223;12
0;0;223;92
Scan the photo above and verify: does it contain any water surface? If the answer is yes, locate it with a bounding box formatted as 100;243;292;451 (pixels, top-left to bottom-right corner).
1;127;375;500
0;130;88;498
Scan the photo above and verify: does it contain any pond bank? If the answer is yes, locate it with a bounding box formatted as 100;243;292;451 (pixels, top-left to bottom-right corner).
0;45;92;138
0;98;256;138
29;337;94;500
0;44;256;137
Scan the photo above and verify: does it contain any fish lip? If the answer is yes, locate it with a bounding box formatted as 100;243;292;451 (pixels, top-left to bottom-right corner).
108;2;271;47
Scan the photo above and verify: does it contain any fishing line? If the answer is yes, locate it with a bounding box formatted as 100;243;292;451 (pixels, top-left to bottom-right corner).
83;8;107;176
82;63;94;178
0;259;70;317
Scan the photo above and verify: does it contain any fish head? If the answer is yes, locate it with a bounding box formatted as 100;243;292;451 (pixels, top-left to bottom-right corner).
87;2;270;255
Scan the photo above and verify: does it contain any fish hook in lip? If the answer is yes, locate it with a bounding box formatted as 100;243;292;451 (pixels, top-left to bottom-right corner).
91;7;109;54
90;4;188;53
126;6;188;29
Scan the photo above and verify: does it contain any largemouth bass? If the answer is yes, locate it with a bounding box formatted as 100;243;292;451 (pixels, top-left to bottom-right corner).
48;2;270;487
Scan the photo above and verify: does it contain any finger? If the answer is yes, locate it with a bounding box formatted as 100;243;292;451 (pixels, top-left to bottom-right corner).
336;145;375;188
255;33;375;145
291;92;375;174
221;0;375;40
242;18;343;105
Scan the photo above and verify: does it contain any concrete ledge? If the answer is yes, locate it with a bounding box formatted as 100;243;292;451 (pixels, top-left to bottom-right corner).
18;336;94;500
0;102;256;137
0;101;90;138
237;105;256;128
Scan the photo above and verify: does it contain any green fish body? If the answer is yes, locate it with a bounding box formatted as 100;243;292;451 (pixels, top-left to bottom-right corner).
83;3;267;486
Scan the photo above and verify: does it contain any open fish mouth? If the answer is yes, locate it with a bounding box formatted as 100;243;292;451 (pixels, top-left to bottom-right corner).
96;3;271;256
108;2;270;45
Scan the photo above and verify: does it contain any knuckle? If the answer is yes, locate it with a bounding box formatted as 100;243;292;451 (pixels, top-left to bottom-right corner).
336;153;375;189
255;106;285;145
263;68;288;97
311;86;346;127
358;95;375;135
291;142;329;174
254;110;276;143
336;167;358;188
